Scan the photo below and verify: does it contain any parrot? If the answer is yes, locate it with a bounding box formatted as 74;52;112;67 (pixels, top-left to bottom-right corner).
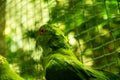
0;55;24;80
26;24;120;80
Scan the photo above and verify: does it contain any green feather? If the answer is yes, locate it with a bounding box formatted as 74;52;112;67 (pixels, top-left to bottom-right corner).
26;24;120;80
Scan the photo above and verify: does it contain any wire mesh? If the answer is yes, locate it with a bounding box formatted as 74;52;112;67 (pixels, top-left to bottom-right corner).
0;0;120;79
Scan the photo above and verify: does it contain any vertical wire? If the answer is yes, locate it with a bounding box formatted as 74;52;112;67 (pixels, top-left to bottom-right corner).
112;0;120;73
33;1;37;79
103;0;118;71
40;0;43;25
33;1;38;79
113;0;120;72
26;0;31;79
0;0;6;56
46;0;51;23
77;0;85;63
39;0;45;80
83;0;95;65
93;0;108;70
117;0;120;13
103;0;112;70
87;0;97;65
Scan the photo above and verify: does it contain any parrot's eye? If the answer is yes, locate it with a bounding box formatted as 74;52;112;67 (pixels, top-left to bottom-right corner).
38;29;46;35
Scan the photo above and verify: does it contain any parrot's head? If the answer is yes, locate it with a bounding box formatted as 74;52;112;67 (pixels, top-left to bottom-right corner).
26;24;70;51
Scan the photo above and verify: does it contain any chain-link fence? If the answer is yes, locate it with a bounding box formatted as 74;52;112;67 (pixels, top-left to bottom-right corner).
0;0;120;79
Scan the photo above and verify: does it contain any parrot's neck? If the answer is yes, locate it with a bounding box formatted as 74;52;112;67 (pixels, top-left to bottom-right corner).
41;37;72;67
41;46;77;68
42;45;74;57
42;46;52;56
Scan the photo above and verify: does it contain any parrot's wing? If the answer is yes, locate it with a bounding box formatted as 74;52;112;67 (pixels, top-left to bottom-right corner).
45;53;108;80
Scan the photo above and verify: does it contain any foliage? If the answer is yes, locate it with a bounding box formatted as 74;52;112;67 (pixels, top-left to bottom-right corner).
2;0;120;79
26;24;120;80
0;55;24;80
43;0;120;73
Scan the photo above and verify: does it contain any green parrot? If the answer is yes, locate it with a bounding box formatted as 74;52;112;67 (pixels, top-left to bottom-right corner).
26;24;120;80
0;55;24;80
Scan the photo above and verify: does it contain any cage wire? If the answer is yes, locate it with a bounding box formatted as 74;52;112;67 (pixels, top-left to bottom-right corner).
0;0;120;79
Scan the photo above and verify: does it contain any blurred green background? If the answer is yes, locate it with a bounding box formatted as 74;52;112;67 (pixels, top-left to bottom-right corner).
0;0;120;80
